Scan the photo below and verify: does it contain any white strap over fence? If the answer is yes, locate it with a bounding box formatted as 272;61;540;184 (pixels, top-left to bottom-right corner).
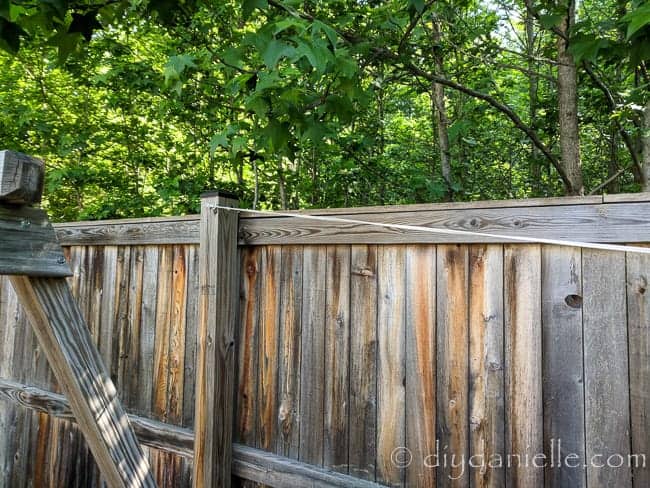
210;204;650;255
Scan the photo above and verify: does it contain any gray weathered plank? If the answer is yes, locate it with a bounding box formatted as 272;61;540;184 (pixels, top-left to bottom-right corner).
626;248;650;488
276;245;302;459
541;245;586;487
8;276;156;488
299;246;327;466
193;192;240;488
468;244;504;488
0;150;44;204
238;202;650;245
436;244;470;487
376;245;406;487
348;245;378;481
405;245;436;488
504;245;543;488
324;245;351;474
55;217;200;246
0;204;71;277
583;250;632;487
0;378;391;488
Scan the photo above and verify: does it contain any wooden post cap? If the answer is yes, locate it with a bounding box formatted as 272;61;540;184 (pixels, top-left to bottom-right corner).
0;150;45;205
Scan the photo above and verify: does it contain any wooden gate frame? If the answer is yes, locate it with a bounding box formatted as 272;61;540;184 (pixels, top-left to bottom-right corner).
0;151;156;488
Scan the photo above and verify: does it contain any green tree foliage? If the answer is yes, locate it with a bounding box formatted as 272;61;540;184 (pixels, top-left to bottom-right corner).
0;0;648;220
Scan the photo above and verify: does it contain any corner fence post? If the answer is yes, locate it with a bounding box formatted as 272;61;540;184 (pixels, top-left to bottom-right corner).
0;150;156;488
193;191;240;488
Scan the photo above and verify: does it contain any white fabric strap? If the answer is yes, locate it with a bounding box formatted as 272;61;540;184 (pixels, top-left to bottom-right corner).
209;204;650;255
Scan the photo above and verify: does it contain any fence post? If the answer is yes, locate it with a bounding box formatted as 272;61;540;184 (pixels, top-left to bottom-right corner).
193;191;240;488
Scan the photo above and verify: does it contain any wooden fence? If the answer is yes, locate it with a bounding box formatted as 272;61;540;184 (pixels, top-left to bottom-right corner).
0;193;649;487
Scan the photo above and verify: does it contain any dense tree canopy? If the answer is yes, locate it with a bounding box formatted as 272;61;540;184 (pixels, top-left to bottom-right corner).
0;0;649;221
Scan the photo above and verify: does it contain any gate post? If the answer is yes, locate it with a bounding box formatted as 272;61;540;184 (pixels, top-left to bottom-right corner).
193;191;240;488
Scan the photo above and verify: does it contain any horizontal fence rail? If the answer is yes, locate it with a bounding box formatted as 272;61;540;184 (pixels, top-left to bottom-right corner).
0;193;648;487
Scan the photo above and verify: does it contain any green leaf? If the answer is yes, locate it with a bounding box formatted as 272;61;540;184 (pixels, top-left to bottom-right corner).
569;35;609;62
264;120;290;152
539;14;564;29
273;17;305;35
163;54;196;85
242;0;267;20
623;2;650;39
210;133;230;155
48;31;83;63
312;20;338;47
408;0;425;13
262;39;293;68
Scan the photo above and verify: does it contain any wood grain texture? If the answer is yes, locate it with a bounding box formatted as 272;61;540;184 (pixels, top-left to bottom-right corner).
405;245;436;488
8;276;156;488
276;245;302;459
324;245;351;474
0;377;392;488
236;245;261;473
299;246;327;466
626;249;650;488
193;193;240;488
55;218;200;246
349;245;378;481
239;202;650;245
541;245;586;488
583;250;632;488
52;196;650;248
257;246;281;452
504;245;543;488
376;245;406;487
436;244;470;487
468;245;504;488
0;203;71;277
0;150;44;204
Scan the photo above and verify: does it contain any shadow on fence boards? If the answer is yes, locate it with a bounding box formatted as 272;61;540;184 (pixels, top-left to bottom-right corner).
0;188;649;487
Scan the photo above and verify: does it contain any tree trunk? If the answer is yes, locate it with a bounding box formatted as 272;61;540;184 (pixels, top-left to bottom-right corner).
432;20;453;200
642;99;650;190
557;1;584;195
526;8;542;194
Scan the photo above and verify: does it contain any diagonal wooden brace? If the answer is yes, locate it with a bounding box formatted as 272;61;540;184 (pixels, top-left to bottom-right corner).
0;151;156;488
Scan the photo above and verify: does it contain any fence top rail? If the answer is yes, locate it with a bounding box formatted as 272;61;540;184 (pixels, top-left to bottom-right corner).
53;192;650;246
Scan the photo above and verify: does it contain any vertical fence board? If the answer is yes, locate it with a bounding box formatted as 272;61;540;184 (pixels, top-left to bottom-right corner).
583;250;632;488
299;246;327;466
468;244;505;488
324;245;351;474
258;246;281;453
541;245;586;488
277;245;303;460
436;244;470;487
405;245;436;488
349;245;378;481
377;245;406;487
504;245;543;488
236;247;261;449
626;249;650;488
183;245;199;430
139;246;160;417
122;246;144;408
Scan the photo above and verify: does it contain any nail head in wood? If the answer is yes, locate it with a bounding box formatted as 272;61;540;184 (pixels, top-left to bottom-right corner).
0;150;45;205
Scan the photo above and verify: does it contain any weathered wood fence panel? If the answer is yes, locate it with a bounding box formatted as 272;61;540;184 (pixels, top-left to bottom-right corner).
1;194;649;488
0;243;199;487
